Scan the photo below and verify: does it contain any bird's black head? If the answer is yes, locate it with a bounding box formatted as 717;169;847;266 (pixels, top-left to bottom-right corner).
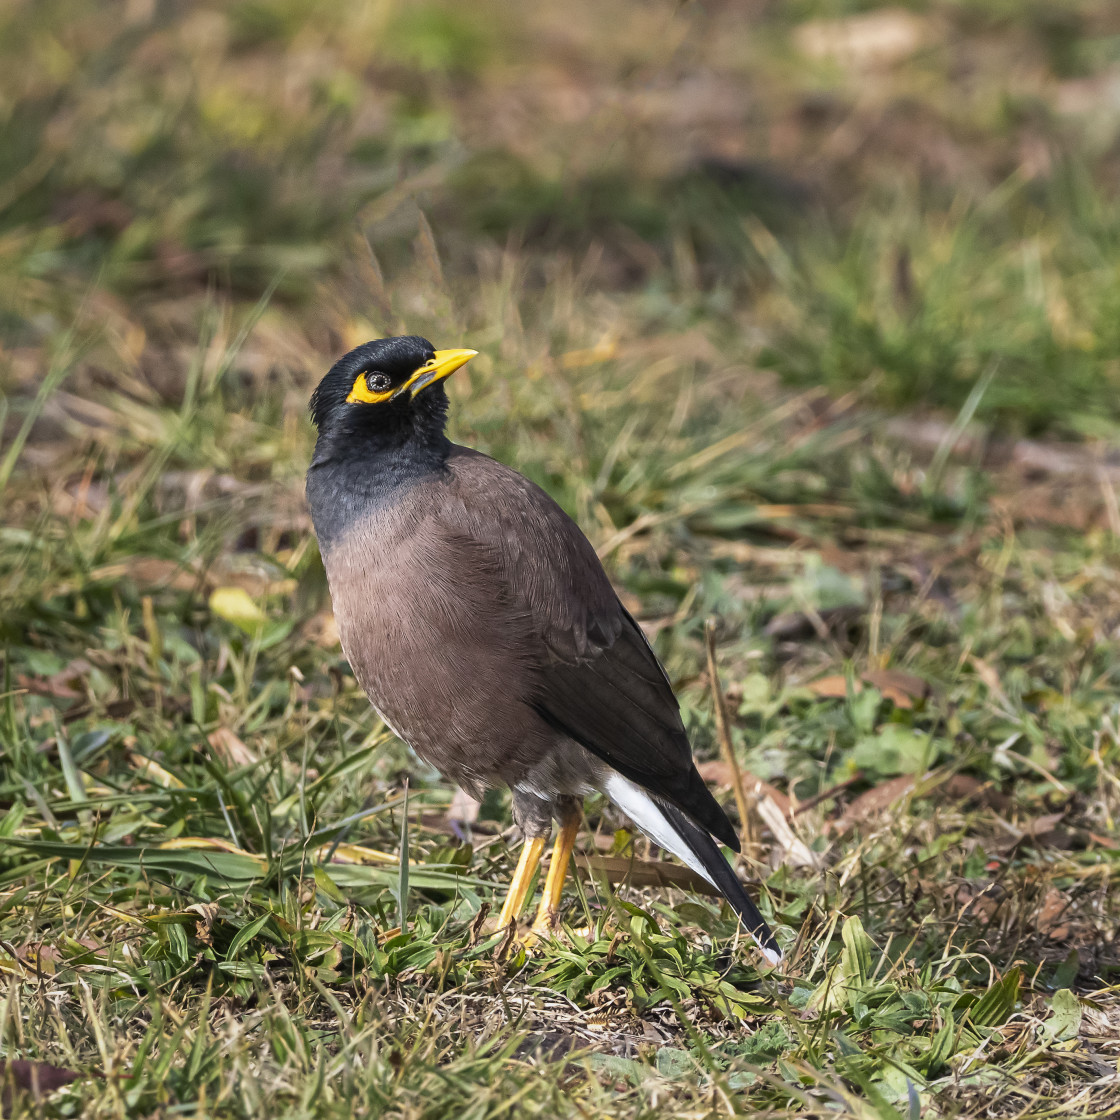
308;335;477;467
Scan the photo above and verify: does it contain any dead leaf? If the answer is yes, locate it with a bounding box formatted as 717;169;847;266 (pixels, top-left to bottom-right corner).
301;611;340;649
970;656;1010;706
207;727;258;768
807;674;852;699
1020;811;1068;843
188;901;220;945
797;8;927;70
754;503;853;520
0;953;33;979
955;881;1004;924
834;774;917;831
984;810;1070;858
44;551;207;598
939;773;1012;812
807;668;929;708
1037;888;1072;941
755;794;821;868
129;752;185;789
16;658;91;700
696;760;791;816
766;605;862;643
863;668;930;708
14;944;57;976
990;484;1102;532
88;557;208;593
794;8;930;70
448;787;481;825
830;769;1015;834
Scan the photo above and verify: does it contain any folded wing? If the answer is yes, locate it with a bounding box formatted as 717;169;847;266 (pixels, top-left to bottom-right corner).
448;448;739;851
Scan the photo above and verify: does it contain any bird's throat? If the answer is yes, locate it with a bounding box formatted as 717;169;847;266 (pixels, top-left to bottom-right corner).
306;395;452;551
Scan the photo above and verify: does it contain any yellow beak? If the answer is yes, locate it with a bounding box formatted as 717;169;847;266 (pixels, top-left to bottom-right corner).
397;348;478;398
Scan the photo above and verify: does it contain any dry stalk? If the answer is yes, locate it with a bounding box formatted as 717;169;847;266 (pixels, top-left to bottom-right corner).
704;617;758;858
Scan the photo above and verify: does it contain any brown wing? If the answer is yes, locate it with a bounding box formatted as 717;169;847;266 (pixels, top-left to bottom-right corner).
445;447;739;850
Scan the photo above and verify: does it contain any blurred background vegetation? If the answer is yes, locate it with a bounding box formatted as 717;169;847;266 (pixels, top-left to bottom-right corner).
4;1;1120;1117
4;0;1120;435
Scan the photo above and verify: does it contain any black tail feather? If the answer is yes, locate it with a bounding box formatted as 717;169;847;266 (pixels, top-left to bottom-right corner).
680;766;741;853
659;800;782;964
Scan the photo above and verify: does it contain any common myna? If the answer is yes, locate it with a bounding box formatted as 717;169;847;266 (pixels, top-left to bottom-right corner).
306;336;781;965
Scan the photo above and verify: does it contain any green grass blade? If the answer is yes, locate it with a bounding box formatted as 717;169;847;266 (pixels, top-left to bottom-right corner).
397;780;409;929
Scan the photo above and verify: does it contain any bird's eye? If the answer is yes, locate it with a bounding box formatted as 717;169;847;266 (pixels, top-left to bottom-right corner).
366;371;392;393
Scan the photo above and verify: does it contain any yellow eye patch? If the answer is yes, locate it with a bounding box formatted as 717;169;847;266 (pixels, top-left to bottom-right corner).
347;371;394;404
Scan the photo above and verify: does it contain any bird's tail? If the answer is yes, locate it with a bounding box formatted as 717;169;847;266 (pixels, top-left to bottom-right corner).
602;772;782;965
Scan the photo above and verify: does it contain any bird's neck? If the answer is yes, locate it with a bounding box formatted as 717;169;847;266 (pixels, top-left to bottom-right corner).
307;401;453;550
311;423;450;476
311;387;452;475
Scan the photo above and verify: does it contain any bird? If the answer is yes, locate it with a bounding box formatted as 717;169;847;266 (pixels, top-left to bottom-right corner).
305;335;782;966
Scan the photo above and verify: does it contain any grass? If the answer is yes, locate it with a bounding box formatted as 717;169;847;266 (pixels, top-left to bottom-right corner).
4;0;1120;1116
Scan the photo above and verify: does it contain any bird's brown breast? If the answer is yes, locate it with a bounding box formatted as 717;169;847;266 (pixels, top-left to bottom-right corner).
321;448;591;792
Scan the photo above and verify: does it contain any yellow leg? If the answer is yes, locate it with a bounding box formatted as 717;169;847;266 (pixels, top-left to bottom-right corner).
530;816;580;933
496;835;546;929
